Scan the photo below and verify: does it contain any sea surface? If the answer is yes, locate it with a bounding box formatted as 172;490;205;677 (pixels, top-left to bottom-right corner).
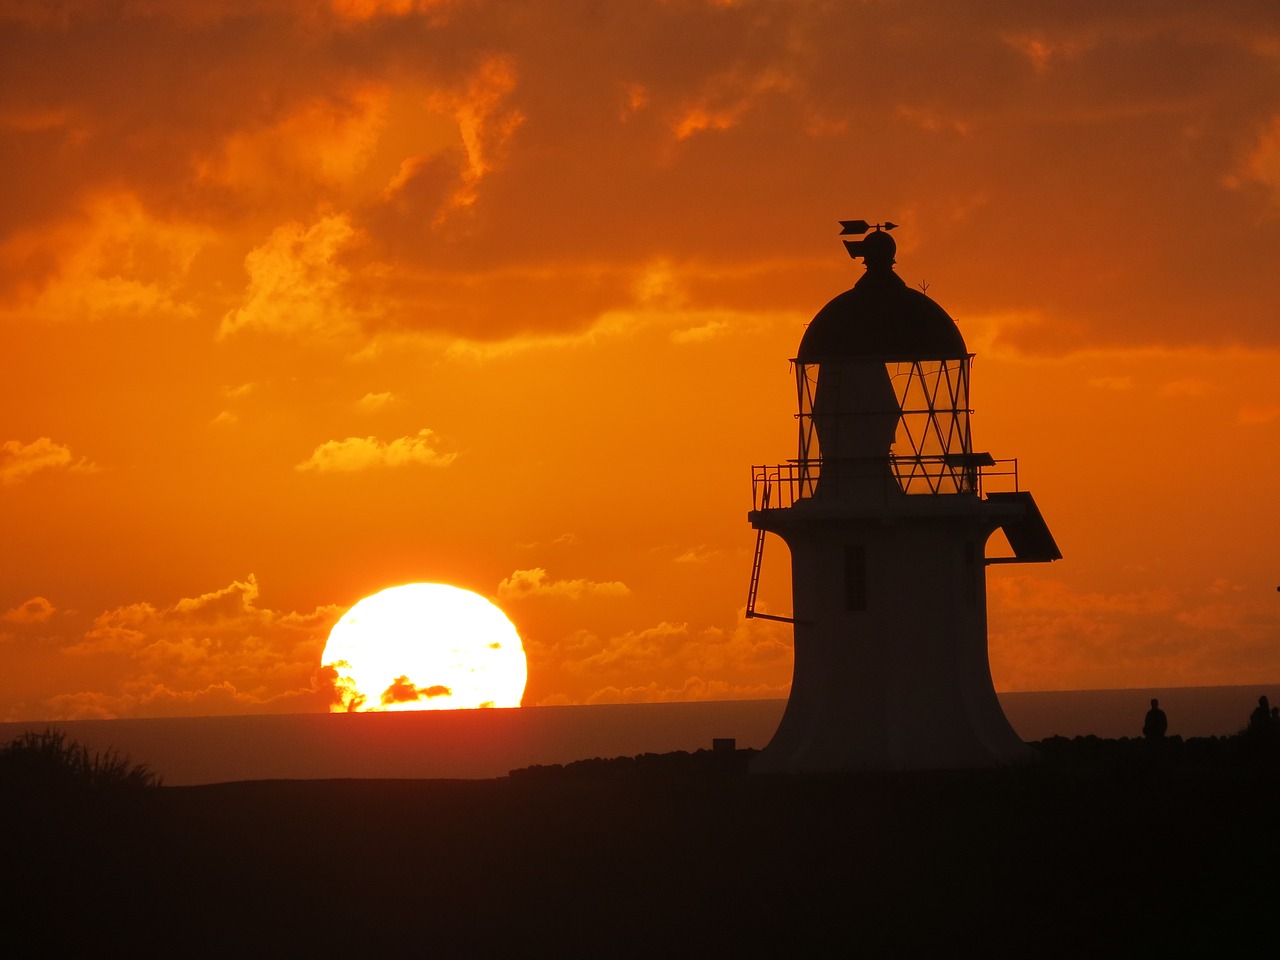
2;684;1273;785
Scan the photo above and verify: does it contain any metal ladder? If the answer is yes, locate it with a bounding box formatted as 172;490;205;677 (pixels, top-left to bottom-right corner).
745;483;794;624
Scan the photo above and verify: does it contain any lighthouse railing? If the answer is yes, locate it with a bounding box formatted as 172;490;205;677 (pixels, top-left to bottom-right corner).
751;457;1020;510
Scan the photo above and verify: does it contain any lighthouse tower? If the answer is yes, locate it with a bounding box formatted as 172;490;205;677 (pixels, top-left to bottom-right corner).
747;221;1060;772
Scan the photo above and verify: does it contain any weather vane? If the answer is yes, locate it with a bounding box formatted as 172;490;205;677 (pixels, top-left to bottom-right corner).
838;219;899;261
837;219;897;235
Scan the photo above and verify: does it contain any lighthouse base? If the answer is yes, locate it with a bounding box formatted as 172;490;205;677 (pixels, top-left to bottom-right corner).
750;683;1031;774
748;502;1032;774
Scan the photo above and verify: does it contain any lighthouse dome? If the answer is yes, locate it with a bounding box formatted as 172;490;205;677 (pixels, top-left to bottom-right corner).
797;244;967;363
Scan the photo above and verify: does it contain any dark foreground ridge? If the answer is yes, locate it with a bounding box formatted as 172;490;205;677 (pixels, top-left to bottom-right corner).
509;731;1280;780
5;735;1280;957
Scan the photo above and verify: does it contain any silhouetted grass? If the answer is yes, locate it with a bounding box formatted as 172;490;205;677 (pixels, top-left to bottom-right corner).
0;728;162;791
2;730;169;953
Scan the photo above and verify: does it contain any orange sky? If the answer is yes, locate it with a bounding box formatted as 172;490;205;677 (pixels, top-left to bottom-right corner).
2;1;1278;721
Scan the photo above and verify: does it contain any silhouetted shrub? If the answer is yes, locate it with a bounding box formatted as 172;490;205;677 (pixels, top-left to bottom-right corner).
510;747;756;781
0;728;162;791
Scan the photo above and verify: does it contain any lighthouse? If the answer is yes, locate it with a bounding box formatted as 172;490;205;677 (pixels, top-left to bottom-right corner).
746;221;1060;772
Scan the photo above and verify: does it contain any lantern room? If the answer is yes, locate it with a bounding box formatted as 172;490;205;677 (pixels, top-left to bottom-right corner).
793;223;983;502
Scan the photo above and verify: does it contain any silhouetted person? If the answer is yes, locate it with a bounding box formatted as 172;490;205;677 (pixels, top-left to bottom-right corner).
1143;698;1167;740
1249;695;1271;736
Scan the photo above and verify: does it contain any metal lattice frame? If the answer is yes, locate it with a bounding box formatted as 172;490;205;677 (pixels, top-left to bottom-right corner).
795;362;820;498
793;356;975;497
890;358;974;493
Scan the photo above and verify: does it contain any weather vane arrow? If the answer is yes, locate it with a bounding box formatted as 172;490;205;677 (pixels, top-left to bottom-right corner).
838;219;898;235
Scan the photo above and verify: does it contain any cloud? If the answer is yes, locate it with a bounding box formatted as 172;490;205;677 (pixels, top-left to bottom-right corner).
196;83;389;195
1227;113;1280;200
988;573;1280;691
673;546;719;564
1;3;1277;351
58;575;343;719
211;382;256;426
584;676;786;706
1;438;97;485
1001;32;1086;74
672;62;796;142
330;0;445;23
219;213;373;340
295;427;457;472
1158;378;1213;398
379;676;452;707
569;621;691;674
1238;403;1280;424
3;596;55;624
43;678;335;723
515;533;581;550
524;611;793;707
424;55;524;217
0;192;208;323
357;391;396;411
497;568;630;601
670;317;731;344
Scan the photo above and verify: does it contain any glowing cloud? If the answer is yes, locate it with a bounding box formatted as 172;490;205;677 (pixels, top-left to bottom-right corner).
674;547;719;564
52;575;341;719
534;612;792;707
196;85;389;193
0;193;206;323
3;597;56;624
330;0;439;22
497;568;631;601
1230;113;1280;199
220;214;370;340
295;428;457;472
425;56;524;216
357;391;396;411
1;438;96;485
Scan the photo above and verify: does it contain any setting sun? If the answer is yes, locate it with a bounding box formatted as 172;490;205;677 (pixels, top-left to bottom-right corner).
322;584;527;712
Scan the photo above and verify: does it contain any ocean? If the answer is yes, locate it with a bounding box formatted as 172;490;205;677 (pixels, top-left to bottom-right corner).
1;684;1272;785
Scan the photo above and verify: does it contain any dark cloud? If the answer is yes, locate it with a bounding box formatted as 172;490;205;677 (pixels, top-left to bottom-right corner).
380;675;451;705
1;1;1277;347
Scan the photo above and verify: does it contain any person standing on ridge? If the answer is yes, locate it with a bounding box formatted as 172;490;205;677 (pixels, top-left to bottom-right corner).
1248;695;1272;736
1143;698;1167;740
